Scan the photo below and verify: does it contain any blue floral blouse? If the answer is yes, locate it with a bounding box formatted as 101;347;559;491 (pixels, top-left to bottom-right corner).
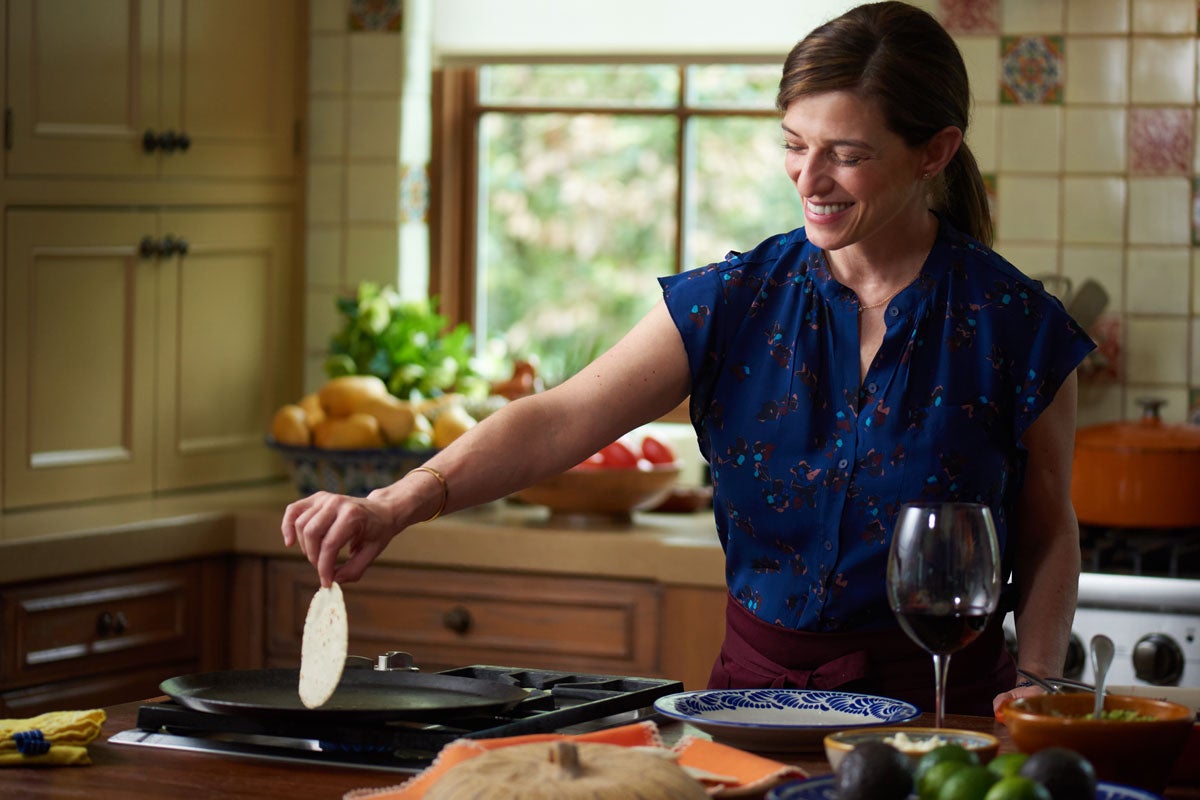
659;217;1095;634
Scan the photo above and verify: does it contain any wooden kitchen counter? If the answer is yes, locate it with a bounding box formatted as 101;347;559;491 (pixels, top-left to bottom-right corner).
0;481;726;588
7;700;1195;799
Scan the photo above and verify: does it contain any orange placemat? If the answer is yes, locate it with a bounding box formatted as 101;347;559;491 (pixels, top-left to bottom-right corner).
344;720;807;799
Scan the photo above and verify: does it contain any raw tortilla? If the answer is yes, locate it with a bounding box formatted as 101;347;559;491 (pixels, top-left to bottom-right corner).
299;582;348;708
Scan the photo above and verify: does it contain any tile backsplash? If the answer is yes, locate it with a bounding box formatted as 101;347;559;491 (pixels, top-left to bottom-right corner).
942;0;1200;425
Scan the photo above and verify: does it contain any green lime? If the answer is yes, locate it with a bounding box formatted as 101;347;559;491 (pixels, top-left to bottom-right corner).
919;761;971;800
916;744;981;783
987;753;1029;779
937;765;999;800
984;776;1052;800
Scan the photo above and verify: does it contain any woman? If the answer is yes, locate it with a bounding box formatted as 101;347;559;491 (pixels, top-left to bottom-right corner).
282;1;1093;717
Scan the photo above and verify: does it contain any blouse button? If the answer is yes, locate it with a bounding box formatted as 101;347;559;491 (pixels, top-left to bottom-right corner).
837;458;849;469
823;540;833;551
887;306;900;318
866;382;878;394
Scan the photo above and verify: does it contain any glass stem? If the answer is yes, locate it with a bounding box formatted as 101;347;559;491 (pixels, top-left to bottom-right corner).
932;652;951;728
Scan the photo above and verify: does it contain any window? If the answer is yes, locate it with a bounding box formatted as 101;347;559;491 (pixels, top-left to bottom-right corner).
431;62;800;386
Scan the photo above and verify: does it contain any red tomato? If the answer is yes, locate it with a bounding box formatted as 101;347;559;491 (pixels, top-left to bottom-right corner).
572;451;606;470
640;435;676;465
597;441;639;469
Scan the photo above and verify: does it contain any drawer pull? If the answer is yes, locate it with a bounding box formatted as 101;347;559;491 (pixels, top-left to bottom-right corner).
442;605;472;635
96;610;129;636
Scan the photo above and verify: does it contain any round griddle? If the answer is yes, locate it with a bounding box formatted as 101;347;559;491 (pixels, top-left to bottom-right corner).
160;668;529;723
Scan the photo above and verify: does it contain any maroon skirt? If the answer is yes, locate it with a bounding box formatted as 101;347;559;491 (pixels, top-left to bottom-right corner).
707;593;1016;717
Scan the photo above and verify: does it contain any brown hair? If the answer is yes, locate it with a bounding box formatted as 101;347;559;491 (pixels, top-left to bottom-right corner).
777;1;993;246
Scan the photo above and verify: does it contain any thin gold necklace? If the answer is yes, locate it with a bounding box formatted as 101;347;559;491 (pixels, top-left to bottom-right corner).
858;279;913;313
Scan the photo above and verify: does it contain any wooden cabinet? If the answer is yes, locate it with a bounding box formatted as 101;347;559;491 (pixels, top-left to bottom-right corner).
267;560;664;677
3;206;295;507
0;558;230;715
6;0;298;180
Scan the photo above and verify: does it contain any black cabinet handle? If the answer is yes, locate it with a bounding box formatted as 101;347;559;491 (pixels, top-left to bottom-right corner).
442;605;472;635
139;236;160;259
160;234;189;257
142;129;192;153
96;610;131;636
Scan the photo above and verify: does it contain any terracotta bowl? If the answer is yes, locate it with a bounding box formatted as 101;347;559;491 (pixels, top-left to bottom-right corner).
824;727;999;772
512;463;680;527
1003;693;1193;793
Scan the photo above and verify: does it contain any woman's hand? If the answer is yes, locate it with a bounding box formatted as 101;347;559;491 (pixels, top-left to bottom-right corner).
993;683;1044;722
281;491;399;587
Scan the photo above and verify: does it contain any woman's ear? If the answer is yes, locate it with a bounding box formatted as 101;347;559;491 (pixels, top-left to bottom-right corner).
922;125;964;178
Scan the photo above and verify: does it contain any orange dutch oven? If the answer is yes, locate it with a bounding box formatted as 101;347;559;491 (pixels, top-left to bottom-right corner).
1071;399;1200;529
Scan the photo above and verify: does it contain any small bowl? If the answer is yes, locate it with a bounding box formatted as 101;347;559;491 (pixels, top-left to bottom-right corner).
512;463;680;526
824;727;999;772
1003;693;1193;794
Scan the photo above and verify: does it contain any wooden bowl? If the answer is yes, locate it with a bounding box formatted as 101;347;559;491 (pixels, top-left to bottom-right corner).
1003;693;1193;793
512;463;680;527
824;727;999;772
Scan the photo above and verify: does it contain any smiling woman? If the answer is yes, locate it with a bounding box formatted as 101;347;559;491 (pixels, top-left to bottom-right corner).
432;62;799;385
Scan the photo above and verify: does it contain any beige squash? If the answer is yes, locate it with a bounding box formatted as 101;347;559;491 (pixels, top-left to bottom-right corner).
358;395;418;445
298;392;326;429
423;741;708;800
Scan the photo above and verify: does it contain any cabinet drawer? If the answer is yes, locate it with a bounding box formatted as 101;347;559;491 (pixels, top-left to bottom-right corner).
1;563;200;688
268;560;661;676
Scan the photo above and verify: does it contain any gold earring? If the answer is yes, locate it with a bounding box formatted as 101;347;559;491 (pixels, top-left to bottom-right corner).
921;172;931;180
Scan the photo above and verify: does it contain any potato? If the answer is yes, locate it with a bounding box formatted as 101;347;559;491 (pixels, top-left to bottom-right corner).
271;404;312;446
432;403;476;449
359;395;417;445
318;375;389;418
298;392;326;428
313;412;385;449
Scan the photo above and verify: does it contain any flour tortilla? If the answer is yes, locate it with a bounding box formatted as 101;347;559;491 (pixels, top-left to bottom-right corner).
299;582;348;708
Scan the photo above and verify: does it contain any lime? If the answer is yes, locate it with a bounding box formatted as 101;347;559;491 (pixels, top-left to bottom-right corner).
985;776;1052;800
916;743;980;783
987;753;1029;779
937;765;999;800
919;761;971;800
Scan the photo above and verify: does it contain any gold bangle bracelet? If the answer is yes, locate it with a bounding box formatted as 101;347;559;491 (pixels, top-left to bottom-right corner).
407;466;448;523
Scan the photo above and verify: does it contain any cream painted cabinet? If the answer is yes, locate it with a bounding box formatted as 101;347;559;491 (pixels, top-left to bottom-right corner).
6;0;298;180
3;207;294;508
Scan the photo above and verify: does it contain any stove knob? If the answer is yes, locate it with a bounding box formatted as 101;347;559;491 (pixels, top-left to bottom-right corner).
1062;634;1086;679
1132;633;1184;685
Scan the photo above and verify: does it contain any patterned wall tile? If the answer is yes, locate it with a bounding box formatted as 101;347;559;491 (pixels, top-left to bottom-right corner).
349;0;402;32
939;0;999;34
1129;107;1194;175
399;163;430;223
1000;36;1065;103
1193;177;1200;245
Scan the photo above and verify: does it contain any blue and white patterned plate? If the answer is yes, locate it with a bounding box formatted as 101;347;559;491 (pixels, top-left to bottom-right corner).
766;775;1162;800
653;689;921;752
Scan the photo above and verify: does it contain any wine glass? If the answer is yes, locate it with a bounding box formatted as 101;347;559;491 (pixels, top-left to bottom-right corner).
886;502;1001;728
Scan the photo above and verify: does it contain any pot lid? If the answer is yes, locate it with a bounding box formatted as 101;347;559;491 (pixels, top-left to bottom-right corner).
1076;398;1200;451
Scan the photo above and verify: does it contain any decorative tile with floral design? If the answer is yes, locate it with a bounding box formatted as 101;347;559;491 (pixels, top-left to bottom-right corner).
399;163;429;223
938;0;999;34
350;0;403;32
1000;36;1064;104
1130;108;1194;176
1192;177;1200;245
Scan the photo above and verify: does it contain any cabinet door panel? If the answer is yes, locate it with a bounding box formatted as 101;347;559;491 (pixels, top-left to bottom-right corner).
154;208;294;490
6;0;159;178
160;0;299;178
3;210;156;508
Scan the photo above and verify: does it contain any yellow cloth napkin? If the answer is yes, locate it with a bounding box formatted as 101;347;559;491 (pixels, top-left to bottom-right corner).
345;720;807;799
0;709;106;766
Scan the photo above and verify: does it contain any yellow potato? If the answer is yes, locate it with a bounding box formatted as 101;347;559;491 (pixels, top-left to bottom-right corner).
298;392;326;429
432;403;476;449
318;375;389;418
359;395;417;445
313;412;385;449
271;404;312;446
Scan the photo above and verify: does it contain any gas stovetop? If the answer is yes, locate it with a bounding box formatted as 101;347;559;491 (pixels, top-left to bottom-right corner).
109;665;683;773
